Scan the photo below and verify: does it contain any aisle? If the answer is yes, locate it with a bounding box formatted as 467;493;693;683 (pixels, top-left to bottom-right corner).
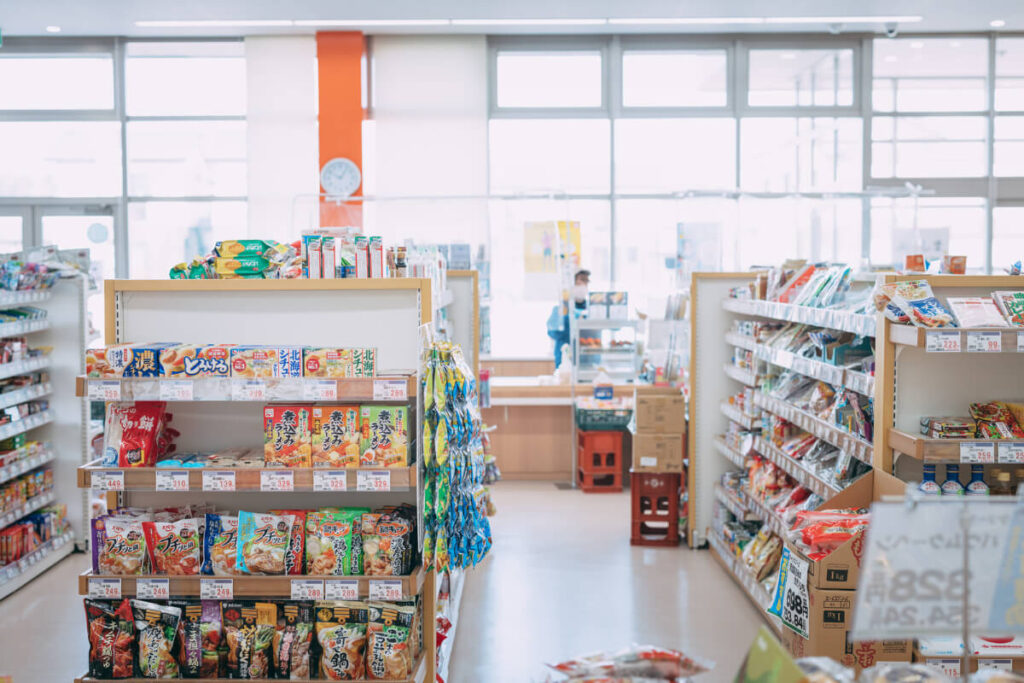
450;481;763;683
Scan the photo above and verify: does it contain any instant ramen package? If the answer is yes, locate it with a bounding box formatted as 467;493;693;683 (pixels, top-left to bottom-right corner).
315;601;368;680
93;516;148;575
306;510;365;576
273;602;314;680
131;599;181;679
202;513;241;576
169;600;203;678
222;601;277;679
237;511;294;575
270;509;306;575
366;602;415;680
143;518;201;575
84;598;135;679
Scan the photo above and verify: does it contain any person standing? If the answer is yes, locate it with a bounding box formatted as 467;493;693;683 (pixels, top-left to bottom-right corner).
546;269;591;367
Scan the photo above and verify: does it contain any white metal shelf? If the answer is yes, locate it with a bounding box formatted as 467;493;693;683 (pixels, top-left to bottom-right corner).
0;382;51;411
0;490;56;529
0;318;49;337
753;436;842;500
0;530;74;600
753;392;872;464
0;290;52;310
0;410;52;441
0;356;49;382
722;298;875;338
0;449;55;487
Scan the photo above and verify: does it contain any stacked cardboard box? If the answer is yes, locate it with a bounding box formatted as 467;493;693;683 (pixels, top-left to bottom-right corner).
631;392;685;472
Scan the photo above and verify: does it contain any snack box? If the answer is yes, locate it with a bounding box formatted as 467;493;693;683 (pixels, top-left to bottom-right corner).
230;346;277;378
359;405;409;468
263;406;313;468
88;343;179;377
303;348;377;378
607;291;629;319
311;405;361;468
587;292;608;319
160;344;234;378
904;254;926;272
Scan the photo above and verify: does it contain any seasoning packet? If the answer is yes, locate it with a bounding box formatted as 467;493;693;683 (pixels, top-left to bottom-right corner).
305;510;365;576
362;511;414;576
143;518;201;575
237;511;294;575
222;601;277;679
169;600;203;678
84;598;135;679
202;513;241;576
273;602;314;680
366;602;415;680
199;601;223;678
315;601;368;680
132;599;181;678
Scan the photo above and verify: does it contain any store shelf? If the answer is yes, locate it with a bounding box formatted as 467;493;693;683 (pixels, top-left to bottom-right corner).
436;289;455;309
723;363;761;387
888;428;1024;464
0;356;49;382
845;370;875;396
78;460;418;491
0;318;49;337
76;374;415;402
79;564;426;599
753;392;872;464
0;530;74;600
0;382;52;412
731;332;870;393
722;298;875;338
0;289;52;310
0;490;56;529
0;410;52;441
712;435;750;470
576;319;638;330
579;346;637;355
754;437;841;501
724;331;759;352
714;484;756;521
0;448;55;486
890;325;1024;352
738;490;787;536
720;401;759;430
707;533;782;636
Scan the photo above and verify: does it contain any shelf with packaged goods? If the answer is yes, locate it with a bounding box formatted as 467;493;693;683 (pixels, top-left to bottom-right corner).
724;331;759;353
77;460;417;492
720;401;760;430
0;409;51;441
712;435;750;470
753;392;872;465
845;370;875;397
753;437;841;501
0;448;55;486
579;346;638;355
75;654;429;683
707;533;783;636
889;324;1024;353
75;374;415;403
726;332;870;394
722;298;875;338
737;489;787;537
79;564;426;599
714;484;757;521
0;490;56;529
0;530;74;600
887;428;1024;464
0;356;49;382
0;318;49;337
0;381;51;412
0;289;52;309
723;363;762;387
576;318;638;330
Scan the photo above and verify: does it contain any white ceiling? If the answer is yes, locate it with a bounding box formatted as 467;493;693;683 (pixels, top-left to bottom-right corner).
1;0;1023;37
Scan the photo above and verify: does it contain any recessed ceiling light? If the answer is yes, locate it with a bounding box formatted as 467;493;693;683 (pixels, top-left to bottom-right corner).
293;19;450;27
135;19;294;28
991;19;1007;28
45;25;61;33
452;18;607;26
910;41;924;48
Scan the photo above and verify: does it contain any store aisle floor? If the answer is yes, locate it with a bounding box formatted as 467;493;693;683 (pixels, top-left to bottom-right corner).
450;481;763;683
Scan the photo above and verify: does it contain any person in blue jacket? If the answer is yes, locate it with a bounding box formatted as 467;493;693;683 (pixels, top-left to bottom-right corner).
547;269;590;367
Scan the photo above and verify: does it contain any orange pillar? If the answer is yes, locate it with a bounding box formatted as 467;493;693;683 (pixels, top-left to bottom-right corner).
316;31;366;227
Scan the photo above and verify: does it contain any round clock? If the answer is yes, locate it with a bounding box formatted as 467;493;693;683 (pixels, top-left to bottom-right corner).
320;157;362;197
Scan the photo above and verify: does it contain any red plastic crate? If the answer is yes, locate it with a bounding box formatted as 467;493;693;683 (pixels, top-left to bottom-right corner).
630;471;680;546
577;429;623;474
577;468;623;493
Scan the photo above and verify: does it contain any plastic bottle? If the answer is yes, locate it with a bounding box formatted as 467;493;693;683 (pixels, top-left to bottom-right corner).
941;464;965;496
919;464;941;495
965;464;990;495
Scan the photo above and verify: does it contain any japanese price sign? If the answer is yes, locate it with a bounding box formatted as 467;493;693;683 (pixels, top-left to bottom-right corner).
325;580;359;601
155;470;189;492
159;380;194;401
137;578;170;600
231;380;266;401
369;580;403;601
88;380;121;401
260;470;294;492
373;379;407;401
200;579;233;600
357;470;390;492
768;547;810;639
961;442;996;464
313;470;348;492
303;380;337;401
88;578;122;599
966;332;1002;353
291;580;325;600
202;470;236;492
926;331;961;353
91;471;124;491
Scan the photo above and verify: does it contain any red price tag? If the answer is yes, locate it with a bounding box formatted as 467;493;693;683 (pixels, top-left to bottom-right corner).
313;470;348;492
325;579;359;601
202;471;236;492
291;580;325;600
368;579;403;601
960;442;995;464
260;470;294;492
159;380;194;401
155;470;189;492
967;331;1002;353
92;471;124;491
926;331;961;353
231;380;267;401
137;578;170;600
200;579;233;600
88;578;122;599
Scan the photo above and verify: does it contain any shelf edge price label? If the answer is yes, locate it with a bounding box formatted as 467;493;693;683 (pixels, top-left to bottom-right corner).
999;443;1024;464
231;379;267;401
357;470;391;492
368;579;403;601
313;470;348;492
291;579;325;600
324;579;359;601
159;379;194;401
91;471;124;491
926;331;961;353
155;470;189;492
88;380;121;401
260;470;294;492
373;379;407;401
137;578;170;600
1018;332;1024;353
961;441;996;464
967;331;1002;353
88;577;122;599
202;470;236;492
200;578;233;600
303;380;337;401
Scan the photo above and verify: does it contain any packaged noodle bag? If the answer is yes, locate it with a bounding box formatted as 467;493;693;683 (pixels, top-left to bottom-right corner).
142;518;201;575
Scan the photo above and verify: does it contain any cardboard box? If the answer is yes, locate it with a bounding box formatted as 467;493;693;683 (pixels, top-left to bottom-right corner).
359;405;409;467
634;394;686;434
788;469;906;590
311;405;361;468
781;585;912;672
631;432;683;472
263;405;313;467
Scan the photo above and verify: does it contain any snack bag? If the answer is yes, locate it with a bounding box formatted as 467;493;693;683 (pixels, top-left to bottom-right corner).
143;518;201;575
132;599;181;678
362;511;414;576
273;602;314;680
306;510;365;576
170;600;203;678
94;517;148;575
85;598;135;679
971;402;1024;439
360;406;409;468
199;601;223;677
366;602;415;680
270;509;306;575
315;601;368;680
215;240;278;258
104;401;168;467
222;601;277;679
994;291;1024;327
202;513;241;576
160;344;233;378
311;405;361;468
237;511;294;575
263;405;313;468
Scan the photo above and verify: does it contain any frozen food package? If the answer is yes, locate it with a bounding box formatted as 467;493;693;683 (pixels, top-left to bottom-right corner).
93;516;148;575
84;598;135;679
315;601;368;680
237;511;294;575
273;601;314;680
202;513;241;576
142;518;202;575
132;599;181;678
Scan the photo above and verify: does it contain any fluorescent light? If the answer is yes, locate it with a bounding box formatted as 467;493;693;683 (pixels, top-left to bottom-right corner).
45;25;61;33
293;19;451;27
991;19;1007;27
609;17;765;25
763;15;923;23
135;19;294;27
451;18;607;26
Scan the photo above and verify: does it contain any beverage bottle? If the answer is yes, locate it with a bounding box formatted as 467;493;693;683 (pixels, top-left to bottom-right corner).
965;464;990;495
919;464;941;495
941;464;965;495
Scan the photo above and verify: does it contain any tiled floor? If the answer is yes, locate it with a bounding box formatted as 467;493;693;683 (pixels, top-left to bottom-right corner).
0;481;763;682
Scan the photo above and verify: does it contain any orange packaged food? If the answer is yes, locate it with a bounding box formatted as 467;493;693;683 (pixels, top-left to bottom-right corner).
263;405;313;467
160;344;233;378
311;405;361;468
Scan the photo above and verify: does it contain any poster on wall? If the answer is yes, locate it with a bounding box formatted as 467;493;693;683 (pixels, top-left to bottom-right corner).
523;220;581;300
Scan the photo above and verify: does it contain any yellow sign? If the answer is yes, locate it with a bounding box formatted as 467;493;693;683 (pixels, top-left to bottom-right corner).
523;221;580;274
